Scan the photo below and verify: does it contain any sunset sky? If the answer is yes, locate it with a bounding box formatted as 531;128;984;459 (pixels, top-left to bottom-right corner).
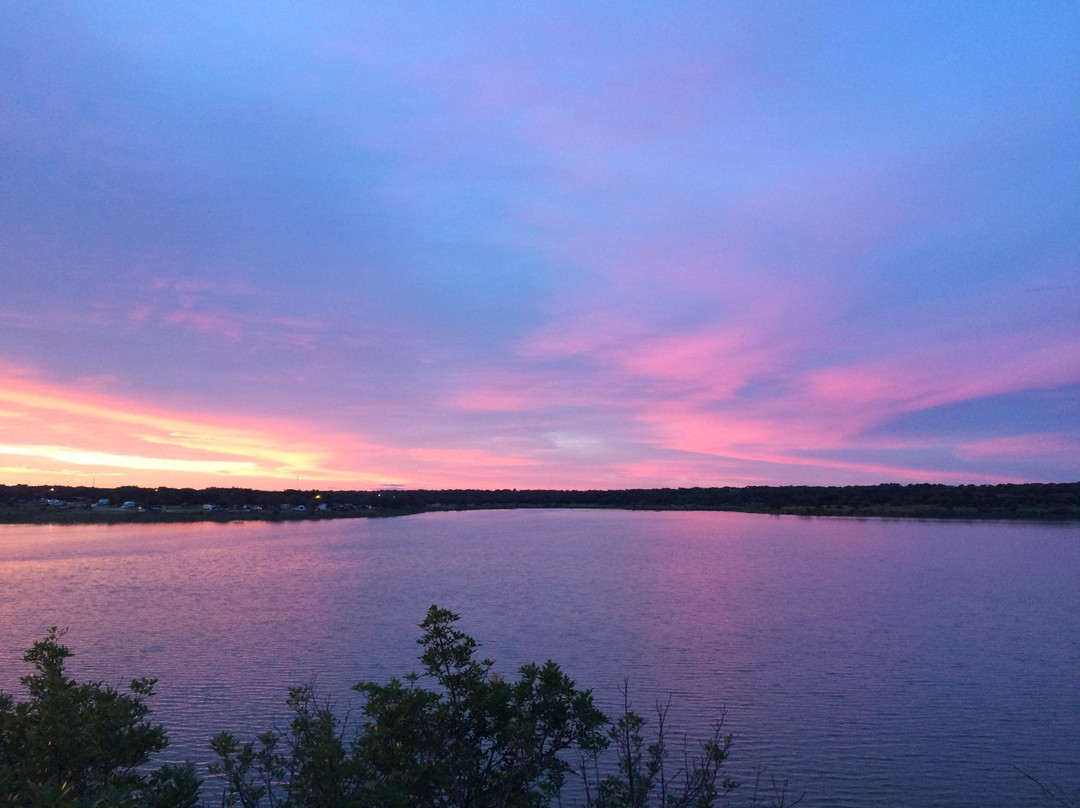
1;2;1077;490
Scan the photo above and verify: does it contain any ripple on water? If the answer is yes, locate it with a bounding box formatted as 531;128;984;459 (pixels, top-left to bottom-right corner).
0;512;1078;807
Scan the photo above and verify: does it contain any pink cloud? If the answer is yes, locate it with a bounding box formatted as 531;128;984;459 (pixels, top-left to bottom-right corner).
402;447;538;469
444;362;640;417
805;331;1080;435
614;328;785;405
955;434;1080;462
128;305;153;323
609;457;774;488
521;309;642;361
448;389;534;413
627;402;1023;484
152;306;330;351
445;274;1078;487
608;322;1078;484
164;309;242;341
0;310;38;327
755;453;1023;486
0;370;559;490
734;154;924;260
150;276;255;297
637;409;812;456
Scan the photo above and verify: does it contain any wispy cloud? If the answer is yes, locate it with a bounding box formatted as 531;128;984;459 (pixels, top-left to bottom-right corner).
0;2;1077;487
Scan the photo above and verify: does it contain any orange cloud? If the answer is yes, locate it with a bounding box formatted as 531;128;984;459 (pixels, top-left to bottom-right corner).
0;371;565;489
0;373;385;488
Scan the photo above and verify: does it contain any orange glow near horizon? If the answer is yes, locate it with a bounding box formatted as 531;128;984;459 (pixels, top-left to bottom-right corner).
0;358;1071;491
0;373;579;490
0;374;389;489
2;4;1078;493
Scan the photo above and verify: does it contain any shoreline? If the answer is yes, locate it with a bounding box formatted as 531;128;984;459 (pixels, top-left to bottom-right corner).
3;481;1077;525
2;503;1078;526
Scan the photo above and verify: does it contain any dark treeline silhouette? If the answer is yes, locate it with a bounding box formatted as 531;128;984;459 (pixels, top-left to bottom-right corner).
2;481;1078;522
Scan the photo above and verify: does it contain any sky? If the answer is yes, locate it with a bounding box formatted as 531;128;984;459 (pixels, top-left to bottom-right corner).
0;1;1077;491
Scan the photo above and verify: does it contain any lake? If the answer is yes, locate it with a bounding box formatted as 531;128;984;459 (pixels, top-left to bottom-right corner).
1;510;1077;806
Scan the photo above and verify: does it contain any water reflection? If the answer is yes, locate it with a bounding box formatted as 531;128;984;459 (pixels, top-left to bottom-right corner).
1;511;1077;807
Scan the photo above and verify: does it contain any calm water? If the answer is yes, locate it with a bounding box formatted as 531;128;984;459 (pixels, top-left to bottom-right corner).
0;510;1077;807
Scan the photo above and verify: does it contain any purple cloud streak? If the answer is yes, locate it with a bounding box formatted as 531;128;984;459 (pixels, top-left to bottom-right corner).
0;1;1077;488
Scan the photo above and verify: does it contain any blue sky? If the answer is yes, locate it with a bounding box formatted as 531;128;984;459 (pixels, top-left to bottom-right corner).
0;1;1077;488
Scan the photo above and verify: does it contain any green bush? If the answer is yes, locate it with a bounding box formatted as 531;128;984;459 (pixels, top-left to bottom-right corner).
0;628;200;807
2;609;798;807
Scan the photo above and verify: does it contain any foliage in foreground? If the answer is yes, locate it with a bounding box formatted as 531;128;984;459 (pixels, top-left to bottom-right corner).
0;609;804;808
0;628;200;808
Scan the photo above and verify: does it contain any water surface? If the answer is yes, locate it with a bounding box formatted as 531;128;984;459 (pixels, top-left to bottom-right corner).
1;510;1077;806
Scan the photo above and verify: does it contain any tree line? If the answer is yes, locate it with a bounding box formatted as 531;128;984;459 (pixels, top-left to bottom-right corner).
2;482;1078;521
